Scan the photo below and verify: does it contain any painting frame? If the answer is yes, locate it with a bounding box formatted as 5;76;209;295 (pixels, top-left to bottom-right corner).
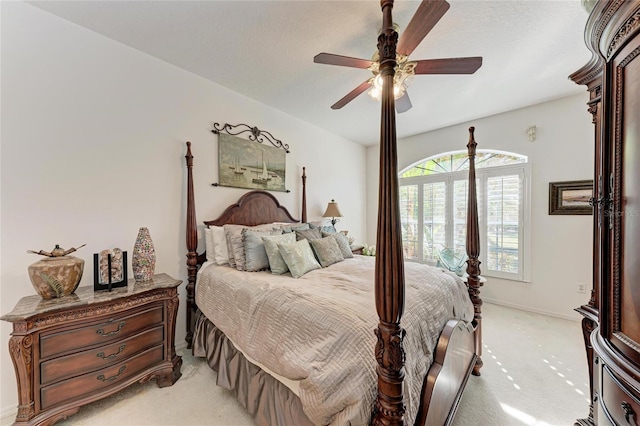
548;180;593;215
213;123;288;193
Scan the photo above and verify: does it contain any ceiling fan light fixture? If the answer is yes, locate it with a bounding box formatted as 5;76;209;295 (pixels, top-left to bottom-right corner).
316;0;482;111
367;53;412;101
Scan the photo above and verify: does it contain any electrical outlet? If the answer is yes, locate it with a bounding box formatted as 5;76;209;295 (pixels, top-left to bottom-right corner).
577;282;586;293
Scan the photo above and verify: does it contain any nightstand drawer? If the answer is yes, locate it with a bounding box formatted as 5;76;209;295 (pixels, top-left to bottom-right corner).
40;304;164;358
40;344;164;410
601;365;640;426
40;326;164;385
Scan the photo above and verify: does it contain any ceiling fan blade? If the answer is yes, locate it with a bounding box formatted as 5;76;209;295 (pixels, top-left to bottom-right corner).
331;80;372;110
314;53;373;69
397;0;450;56
414;57;483;74
396;92;412;113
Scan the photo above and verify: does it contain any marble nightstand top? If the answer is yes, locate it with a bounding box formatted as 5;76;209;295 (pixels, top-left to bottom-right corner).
1;273;181;322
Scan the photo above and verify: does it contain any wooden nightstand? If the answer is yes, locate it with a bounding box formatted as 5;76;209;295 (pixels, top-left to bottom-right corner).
351;245;364;255
1;273;182;426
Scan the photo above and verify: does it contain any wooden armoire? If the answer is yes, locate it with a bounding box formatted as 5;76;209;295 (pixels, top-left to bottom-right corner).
570;1;640;425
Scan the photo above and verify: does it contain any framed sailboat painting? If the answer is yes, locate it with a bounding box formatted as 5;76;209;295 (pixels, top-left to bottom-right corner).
217;132;287;192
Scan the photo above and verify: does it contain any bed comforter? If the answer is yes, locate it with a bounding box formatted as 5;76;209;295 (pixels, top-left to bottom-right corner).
195;255;473;425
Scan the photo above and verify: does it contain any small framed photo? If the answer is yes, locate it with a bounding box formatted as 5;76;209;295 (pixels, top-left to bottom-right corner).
549;180;593;215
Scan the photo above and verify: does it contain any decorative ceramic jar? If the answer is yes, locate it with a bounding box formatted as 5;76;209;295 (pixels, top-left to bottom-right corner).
132;227;155;281
27;244;85;299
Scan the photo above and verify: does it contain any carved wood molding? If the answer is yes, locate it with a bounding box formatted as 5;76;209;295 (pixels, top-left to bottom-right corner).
9;335;35;420
587;84;601;124
32;289;173;329
587;102;599;124
614;331;640;352
594;0;627;50
607;8;640;59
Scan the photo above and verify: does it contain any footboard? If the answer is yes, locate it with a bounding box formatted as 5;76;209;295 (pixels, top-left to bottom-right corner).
414;319;476;426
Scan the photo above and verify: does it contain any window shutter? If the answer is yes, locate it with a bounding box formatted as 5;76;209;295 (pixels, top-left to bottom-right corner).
486;174;520;274
453;179;469;256
423;182;447;262
400;185;419;260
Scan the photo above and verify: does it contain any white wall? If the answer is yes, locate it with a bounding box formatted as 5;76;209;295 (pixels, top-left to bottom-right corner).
0;2;366;416
367;93;594;320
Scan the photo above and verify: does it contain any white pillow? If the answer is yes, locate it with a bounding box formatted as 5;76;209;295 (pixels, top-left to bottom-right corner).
210;225;229;265
204;227;215;263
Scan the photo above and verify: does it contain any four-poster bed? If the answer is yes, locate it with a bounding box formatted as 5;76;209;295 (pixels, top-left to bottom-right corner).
184;2;483;424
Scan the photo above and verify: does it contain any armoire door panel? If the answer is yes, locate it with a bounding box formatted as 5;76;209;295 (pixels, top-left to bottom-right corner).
611;37;640;366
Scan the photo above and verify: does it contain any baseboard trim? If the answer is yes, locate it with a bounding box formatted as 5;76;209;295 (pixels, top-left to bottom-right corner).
1;406;17;426
484;298;581;322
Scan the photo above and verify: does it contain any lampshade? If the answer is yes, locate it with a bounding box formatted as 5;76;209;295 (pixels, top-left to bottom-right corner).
322;200;343;219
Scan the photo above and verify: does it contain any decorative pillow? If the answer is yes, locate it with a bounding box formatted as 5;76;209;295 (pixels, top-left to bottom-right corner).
210;225;229;265
224;223;277;271
295;228;322;241
277;239;321;278
243;228;282;272
321;225;337;234
281;223;310;233
309;222;336;234
322;231;353;259
204;228;215;263
262;233;297;274
309;237;345;267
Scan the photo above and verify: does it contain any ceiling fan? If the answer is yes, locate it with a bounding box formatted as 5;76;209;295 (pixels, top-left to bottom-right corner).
314;0;482;113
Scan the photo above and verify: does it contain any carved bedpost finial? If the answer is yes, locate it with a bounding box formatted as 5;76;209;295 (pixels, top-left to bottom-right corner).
185;141;193;167
467;127;477;156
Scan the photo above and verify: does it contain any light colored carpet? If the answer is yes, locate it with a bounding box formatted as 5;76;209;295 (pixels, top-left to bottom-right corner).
9;303;591;426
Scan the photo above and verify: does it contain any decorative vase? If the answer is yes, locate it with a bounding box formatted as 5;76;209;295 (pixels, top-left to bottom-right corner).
132;227;156;282
27;244;85;299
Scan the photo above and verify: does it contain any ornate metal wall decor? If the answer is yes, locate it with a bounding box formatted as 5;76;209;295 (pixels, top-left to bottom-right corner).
212;123;288;192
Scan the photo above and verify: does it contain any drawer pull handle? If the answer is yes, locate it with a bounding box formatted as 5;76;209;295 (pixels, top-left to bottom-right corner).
622;401;637;425
96;344;126;360
96;321;126;337
97;366;126;382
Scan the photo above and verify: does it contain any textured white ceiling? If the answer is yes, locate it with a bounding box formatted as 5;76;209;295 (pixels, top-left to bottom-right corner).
29;0;592;146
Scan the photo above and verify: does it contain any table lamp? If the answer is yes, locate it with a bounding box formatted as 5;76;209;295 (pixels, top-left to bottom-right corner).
322;199;343;226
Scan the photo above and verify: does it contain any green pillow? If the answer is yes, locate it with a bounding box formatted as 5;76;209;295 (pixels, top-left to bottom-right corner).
262;233;297;274
277;239;321;278
309;237;344;267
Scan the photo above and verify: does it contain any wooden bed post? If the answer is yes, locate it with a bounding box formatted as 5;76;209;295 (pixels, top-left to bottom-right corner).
465;127;483;376
373;1;407;425
185;141;198;349
301;167;307;223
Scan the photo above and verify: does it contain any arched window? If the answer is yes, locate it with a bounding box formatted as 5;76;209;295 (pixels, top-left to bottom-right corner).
399;150;531;281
